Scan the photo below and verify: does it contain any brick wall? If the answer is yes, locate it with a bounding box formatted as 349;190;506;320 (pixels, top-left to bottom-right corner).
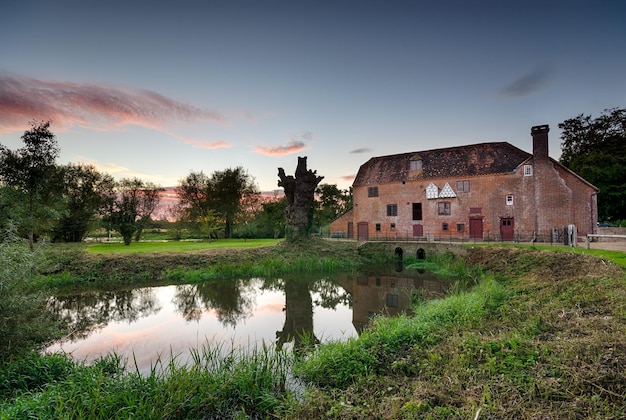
352;159;597;241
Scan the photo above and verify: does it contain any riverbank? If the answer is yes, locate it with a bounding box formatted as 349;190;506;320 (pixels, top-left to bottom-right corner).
290;245;626;418
2;240;625;418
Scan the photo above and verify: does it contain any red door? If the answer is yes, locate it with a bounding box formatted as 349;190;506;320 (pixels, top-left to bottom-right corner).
469;218;483;239
500;218;514;241
357;222;368;241
347;222;354;239
412;224;423;237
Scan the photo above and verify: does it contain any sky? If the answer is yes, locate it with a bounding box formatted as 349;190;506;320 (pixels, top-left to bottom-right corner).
1;0;625;195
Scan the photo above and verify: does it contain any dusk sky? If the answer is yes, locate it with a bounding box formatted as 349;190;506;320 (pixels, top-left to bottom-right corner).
1;0;624;193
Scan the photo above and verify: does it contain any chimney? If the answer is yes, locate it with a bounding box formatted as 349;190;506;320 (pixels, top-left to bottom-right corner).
531;124;549;160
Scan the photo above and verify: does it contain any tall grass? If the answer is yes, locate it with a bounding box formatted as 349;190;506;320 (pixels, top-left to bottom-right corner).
294;274;510;389
164;255;359;283
0;225;63;356
0;343;292;419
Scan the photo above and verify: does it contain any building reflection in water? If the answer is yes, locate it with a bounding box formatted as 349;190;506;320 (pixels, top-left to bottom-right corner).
337;271;447;334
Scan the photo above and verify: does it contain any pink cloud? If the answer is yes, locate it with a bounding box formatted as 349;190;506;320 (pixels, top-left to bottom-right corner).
254;132;312;156
0;74;225;133
181;137;231;150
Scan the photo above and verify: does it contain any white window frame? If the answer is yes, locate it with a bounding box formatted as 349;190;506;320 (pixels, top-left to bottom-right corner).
523;165;533;177
506;195;514;206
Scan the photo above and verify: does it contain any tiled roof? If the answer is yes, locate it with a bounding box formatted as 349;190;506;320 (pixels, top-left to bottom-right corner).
353;142;532;186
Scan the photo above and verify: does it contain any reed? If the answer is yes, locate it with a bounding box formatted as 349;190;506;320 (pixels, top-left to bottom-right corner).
164;255;359;283
0;342;292;419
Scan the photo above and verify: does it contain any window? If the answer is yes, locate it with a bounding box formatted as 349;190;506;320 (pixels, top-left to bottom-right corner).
390;223;396;231
457;223;465;233
386;294;399;308
387;204;398;216
368;186;378;197
456;180;470;192
523;165;533;176
506;195;514;206
442;223;449;231
412;203;422;220
438;201;451;215
375;223;381;231
410;159;423;171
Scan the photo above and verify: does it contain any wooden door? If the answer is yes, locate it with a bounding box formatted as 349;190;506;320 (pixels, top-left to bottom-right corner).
500;217;514;241
357;222;368;241
347;222;354;239
412;224;423;237
469;218;483;239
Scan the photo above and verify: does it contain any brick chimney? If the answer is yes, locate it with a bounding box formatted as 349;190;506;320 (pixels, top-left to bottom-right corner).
531;124;549;160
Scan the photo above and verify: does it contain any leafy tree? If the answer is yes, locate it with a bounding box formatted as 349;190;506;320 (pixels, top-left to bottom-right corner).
254;197;287;238
0;121;63;250
175;171;214;238
314;183;352;234
101;178;164;245
210;167;259;238
559;107;626;221
54;164;115;242
176;168;259;239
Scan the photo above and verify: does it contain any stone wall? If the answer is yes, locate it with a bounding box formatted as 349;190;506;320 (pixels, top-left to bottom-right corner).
596;226;626;242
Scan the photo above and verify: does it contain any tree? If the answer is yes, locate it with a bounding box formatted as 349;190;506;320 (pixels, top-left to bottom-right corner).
255;197;287;238
0;120;63;250
175;168;259;239
54;164;114;242
209;167;259;238
101;178;164;245
559;108;626;221
278;157;324;242
175;171;217;239
314;183;352;234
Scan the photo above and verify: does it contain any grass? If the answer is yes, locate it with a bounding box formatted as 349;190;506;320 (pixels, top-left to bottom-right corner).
287;247;626;419
292;275;510;390
86;238;284;254
0;344;292;419
472;241;626;268
4;239;626;418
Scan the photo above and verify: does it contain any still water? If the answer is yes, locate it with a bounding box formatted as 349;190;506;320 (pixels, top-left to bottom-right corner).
46;270;448;373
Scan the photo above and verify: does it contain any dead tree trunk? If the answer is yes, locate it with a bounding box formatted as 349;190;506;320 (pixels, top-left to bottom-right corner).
278;157;324;243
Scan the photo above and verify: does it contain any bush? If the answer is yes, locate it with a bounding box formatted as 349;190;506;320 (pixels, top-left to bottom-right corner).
0;224;61;357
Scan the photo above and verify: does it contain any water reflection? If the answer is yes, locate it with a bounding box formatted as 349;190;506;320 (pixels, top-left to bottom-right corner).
45;269;449;372
47;287;161;341
172;279;255;326
336;270;446;334
275;278;318;351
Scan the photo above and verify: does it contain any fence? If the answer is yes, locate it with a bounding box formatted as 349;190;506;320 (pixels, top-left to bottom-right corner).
328;228;585;246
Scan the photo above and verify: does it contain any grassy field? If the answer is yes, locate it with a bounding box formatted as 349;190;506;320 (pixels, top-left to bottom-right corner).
86;238;284;254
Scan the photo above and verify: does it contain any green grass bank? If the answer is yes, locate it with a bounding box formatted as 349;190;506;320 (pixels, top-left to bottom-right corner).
1;240;625;418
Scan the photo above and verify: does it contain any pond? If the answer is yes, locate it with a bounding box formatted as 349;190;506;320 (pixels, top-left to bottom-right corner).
45;269;450;373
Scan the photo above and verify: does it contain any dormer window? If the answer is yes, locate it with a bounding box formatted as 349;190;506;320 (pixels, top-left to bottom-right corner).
410;159;423;171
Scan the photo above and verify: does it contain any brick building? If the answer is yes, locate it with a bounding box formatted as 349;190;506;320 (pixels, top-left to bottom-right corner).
331;125;599;242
